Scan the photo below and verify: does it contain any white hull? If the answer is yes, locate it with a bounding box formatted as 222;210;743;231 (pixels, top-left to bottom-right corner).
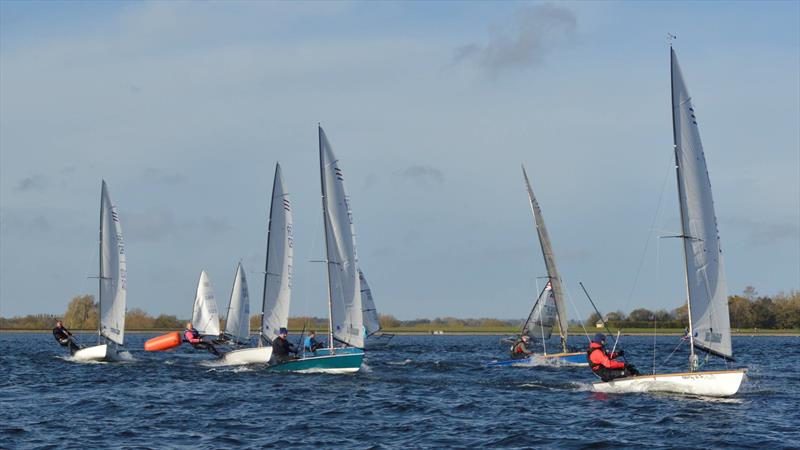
220;347;272;365
592;369;745;397
72;344;110;362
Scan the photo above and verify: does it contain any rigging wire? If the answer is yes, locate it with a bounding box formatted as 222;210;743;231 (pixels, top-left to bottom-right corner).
622;155;676;313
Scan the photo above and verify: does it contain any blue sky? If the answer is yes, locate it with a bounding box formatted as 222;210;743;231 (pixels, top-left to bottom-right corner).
1;1;798;321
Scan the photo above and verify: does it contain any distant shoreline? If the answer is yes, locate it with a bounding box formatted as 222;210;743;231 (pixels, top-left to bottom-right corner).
2;329;798;336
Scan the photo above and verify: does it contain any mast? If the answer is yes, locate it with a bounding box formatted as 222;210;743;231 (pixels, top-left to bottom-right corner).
98;180;105;339
260;165;279;346
319;125;335;351
670;45;697;369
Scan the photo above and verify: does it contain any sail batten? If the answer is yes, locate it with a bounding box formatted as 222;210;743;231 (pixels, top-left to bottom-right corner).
671;48;732;359
261;163;294;343
521;166;568;344
224;263;250;343
319;127;364;348
99;181;126;345
192;270;220;336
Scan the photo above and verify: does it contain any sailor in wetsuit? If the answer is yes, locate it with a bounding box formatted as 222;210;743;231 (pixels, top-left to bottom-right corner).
52;320;80;354
587;333;639;381
184;322;221;356
271;327;298;364
511;335;533;359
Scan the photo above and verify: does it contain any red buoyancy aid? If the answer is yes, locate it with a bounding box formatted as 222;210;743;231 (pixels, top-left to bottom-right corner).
587;341;625;371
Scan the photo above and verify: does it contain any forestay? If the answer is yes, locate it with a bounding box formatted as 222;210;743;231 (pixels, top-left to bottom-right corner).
192;270;221;337
261;163;294;343
224;263;250;343
521;282;558;341
99;181;127;346
671;48;732;359
360;270;380;336
319;127;364;348
521;166;568;344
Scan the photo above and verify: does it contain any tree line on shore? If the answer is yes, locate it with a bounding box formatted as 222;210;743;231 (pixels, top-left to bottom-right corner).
1;288;798;331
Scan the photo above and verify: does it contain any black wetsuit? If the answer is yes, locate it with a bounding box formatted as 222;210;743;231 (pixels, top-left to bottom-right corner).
271;337;297;364
53;326;80;353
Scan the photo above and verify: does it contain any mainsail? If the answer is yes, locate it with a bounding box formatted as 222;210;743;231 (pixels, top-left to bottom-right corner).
319;126;364;348
521;166;568;348
192;270;220;336
99;180;126;346
224;263;250;344
359;270;381;336
521;282;558;341
671;48;732;359
261;163;294;343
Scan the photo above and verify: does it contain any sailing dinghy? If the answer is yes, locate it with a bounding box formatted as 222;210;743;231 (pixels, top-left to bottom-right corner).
220;163;293;365
71;180;127;362
267;126;366;374
592;47;745;397
487;166;585;367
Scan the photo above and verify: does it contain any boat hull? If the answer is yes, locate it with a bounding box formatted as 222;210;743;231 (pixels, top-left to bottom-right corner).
486;351;588;368
268;351;364;374
220;347;272;365
592;369;746;397
72;344;109;362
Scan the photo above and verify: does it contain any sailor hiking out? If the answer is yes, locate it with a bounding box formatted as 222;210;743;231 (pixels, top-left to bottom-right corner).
52;320;81;354
184;322;221;356
587;333;639;381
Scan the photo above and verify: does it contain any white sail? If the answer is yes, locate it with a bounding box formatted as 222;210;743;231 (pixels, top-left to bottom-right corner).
261;163;294;342
319;127;364;348
192;270;220;337
671;48;732;359
99;180;126;346
359;270;381;336
224;263;250;343
521;166;568;346
521;282;558;341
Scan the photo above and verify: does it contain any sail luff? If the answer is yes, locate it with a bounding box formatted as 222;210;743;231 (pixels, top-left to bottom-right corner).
521;165;568;348
319;127;336;350
98;180;126;345
261;163;293;343
670;47;732;360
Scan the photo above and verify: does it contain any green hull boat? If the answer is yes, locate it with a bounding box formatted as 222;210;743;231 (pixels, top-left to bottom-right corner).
268;351;364;374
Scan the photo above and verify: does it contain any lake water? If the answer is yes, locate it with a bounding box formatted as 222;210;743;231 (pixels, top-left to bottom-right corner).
1;333;798;449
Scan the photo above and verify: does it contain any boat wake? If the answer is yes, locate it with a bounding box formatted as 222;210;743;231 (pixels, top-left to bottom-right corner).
57;355;106;364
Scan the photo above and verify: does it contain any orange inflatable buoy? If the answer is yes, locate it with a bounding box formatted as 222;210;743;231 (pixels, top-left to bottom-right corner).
145;331;182;351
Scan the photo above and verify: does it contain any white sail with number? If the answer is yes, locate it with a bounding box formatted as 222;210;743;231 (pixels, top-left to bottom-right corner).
671;48;732;359
224;263;250;344
192;270;220;337
261;163;294;343
319;127;364;348
99;180;127;346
